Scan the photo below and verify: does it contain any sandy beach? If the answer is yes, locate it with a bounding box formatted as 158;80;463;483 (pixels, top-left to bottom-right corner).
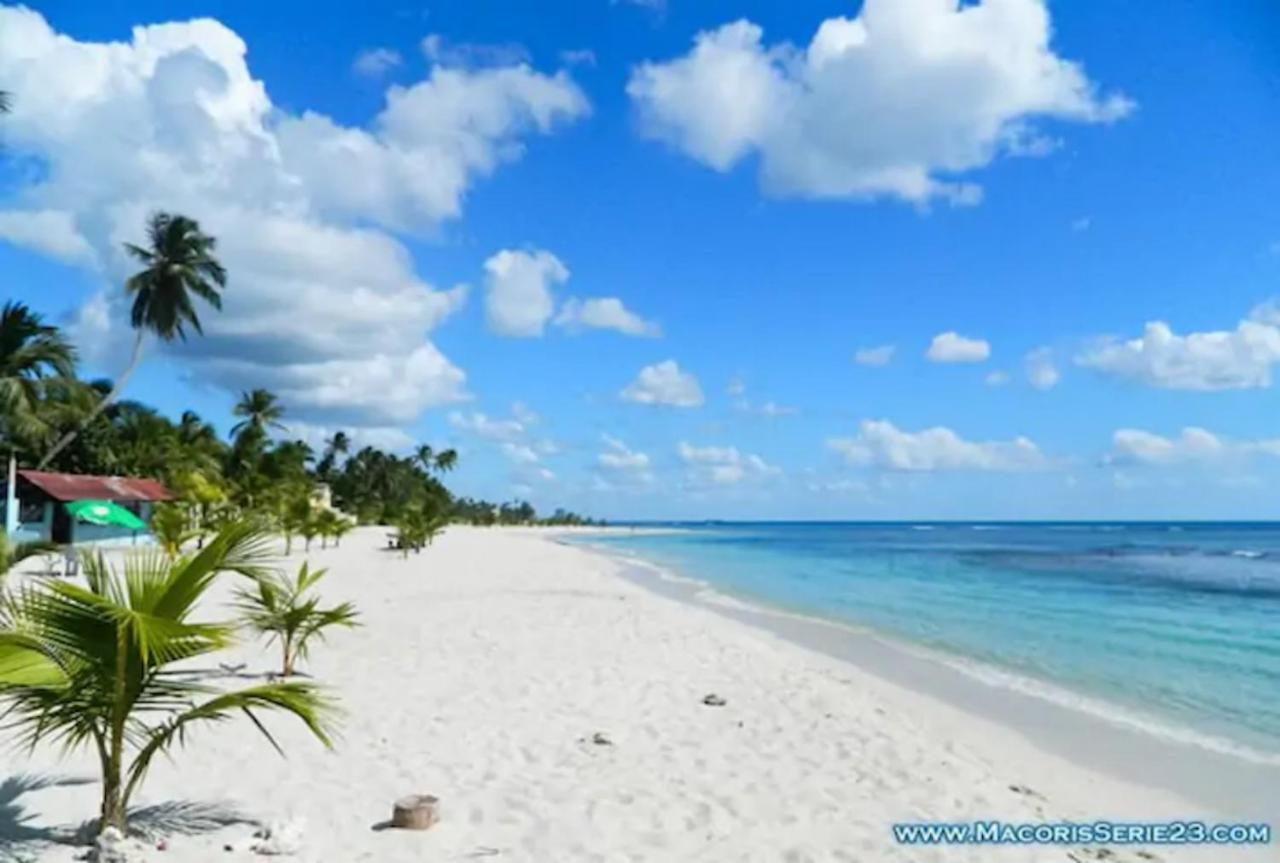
2;527;1268;862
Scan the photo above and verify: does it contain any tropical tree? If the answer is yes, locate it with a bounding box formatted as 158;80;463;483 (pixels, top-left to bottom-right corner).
0;90;10;113
39;212;226;467
316;431;349;480
328;516;353;548
279;492;312;555
230;389;285;439
0;532;55;588
433;448;458;473
148;503;196;559
0;302;77;452
0;523;335;834
234;561;359;677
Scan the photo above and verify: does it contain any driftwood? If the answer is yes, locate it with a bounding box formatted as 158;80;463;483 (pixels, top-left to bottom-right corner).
391;795;439;830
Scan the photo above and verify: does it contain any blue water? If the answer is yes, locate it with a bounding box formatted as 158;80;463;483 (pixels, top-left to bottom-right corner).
578;522;1280;761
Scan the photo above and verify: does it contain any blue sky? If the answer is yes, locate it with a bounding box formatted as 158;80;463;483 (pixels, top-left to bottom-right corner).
2;0;1280;519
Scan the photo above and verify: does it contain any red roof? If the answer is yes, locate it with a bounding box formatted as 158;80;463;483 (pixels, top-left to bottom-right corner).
17;470;174;503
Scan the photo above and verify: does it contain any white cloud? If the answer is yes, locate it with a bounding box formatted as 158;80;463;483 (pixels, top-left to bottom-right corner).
678;442;780;485
599;435;651;471
555;297;660;337
1075;305;1280;391
483;248;570;337
500;442;541;465
352;47;402;78
286;422;416;455
627;0;1130;205
421;34;531;69
0;7;589;429
985;370;1011;387
828;420;1047;472
1107;427;1280;466
926;331;991;363
1071;216;1091;232
448;409;530;442
1024;347;1060;390
560;49;598;68
621;360;704;407
854;345;895;367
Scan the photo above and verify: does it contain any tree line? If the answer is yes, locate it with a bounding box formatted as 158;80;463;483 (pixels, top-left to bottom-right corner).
0;209;595;536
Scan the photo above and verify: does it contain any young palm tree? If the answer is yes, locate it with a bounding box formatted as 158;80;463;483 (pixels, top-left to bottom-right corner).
38;213;226;468
0;302;77;449
230;389;285;439
328;517;353;548
0;532;55;588
234;562;359;677
148;503;197;559
0;522;334;834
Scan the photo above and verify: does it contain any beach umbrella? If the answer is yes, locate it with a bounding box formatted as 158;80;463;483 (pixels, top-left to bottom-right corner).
64;500;147;531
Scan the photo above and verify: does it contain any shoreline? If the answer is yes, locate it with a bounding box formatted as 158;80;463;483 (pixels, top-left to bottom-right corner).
558;534;1280;822
4;526;1274;861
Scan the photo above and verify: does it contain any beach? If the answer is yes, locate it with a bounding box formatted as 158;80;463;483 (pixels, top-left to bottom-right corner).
2;527;1269;862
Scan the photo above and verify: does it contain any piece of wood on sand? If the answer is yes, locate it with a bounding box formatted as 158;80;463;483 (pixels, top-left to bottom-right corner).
391;794;440;830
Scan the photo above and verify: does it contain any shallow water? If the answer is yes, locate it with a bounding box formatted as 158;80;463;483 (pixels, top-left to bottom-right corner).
579;522;1280;763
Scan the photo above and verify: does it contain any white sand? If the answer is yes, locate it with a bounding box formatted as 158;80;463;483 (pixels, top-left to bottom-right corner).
2;527;1265;861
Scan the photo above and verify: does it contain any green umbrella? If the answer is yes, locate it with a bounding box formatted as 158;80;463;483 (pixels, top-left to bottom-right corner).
64;500;147;531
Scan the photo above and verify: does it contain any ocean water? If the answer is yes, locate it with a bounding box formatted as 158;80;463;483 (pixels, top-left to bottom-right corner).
576;522;1280;763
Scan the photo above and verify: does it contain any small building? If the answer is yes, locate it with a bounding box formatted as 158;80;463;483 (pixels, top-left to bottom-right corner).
6;469;174;546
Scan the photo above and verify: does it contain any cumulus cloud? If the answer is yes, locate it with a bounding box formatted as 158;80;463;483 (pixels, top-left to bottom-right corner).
1024;347;1060;390
926;331;991;363
828;420;1047;471
0;7;589;428
621;360;704;407
1075;304;1280;390
352;47;402;77
1106;427;1280;466
627;0;1131;205
421;34;531;69
599;435;652;472
483;249;570;337
555;297;660;337
448;409;531;442
678;442;780;485
854;345;895;367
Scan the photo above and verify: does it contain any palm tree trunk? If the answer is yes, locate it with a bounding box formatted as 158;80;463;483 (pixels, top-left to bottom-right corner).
102;625;129;832
37;331;146;470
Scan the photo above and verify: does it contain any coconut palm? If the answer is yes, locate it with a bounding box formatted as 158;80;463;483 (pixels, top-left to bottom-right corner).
433;448;458;473
0;522;334;834
148;503;197;559
0;532;55;588
234;561;359;677
0;90;10;113
0;302;77;450
39;213;226;468
230;389;285;439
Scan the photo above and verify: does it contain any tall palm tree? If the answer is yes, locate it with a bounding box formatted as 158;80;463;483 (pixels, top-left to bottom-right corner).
0;522;334;834
230;389;285;439
38;212;226;468
414;444;435;472
0;302;77;451
0;90;10;113
434;448;458;473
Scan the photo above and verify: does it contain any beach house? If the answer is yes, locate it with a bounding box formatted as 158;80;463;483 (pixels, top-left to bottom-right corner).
3;468;173;546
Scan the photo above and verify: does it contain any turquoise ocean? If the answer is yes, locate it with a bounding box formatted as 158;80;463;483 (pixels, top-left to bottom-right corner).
575;522;1280;764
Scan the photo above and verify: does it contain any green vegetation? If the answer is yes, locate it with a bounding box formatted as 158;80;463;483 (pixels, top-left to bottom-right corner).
234;561;360;677
0;211;594;535
0;523;336;833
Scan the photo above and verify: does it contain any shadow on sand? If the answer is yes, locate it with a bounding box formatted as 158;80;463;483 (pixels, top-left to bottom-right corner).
1;773;256;860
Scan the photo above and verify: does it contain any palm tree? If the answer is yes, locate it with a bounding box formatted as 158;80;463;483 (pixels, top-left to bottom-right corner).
0;302;77;451
234;562;359;677
317;431;349;480
149;503;197;559
0;532;56;588
230;389;285;439
414;445;435;472
0;90;10;113
434;449;458;473
38;212;226;468
0;522;334;834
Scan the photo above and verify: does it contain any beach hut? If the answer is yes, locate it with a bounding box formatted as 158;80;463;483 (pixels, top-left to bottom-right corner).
3;468;174;546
